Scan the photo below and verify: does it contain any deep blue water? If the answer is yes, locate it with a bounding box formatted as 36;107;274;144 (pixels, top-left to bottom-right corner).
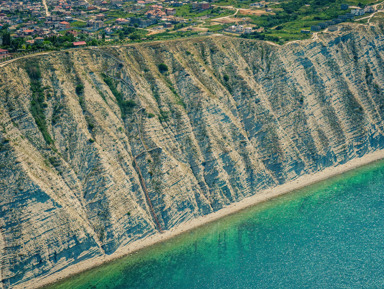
47;160;384;289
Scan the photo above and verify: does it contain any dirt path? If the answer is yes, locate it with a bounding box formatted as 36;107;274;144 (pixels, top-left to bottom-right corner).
0;52;50;68
212;7;239;21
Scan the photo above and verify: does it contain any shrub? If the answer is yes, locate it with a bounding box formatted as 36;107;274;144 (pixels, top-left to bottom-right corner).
76;84;84;95
159;110;169;122
223;74;229;82
158;63;169;74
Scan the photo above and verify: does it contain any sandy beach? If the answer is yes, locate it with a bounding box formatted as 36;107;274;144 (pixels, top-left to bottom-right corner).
23;149;384;289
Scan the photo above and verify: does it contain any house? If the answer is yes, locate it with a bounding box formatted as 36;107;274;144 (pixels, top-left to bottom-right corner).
87;19;95;27
351;8;365;16
115;18;130;24
345;13;355;19
311;25;321;31
301;29;311;34
333;18;342;24
319;22;328;29
104;27;113;35
250;3;265;8
145;9;166;19
73;41;86;46
192;1;211;10
129;17;157;28
0;48;9;59
93;20;104;30
59;21;70;30
23;29;35;36
328;26;338;32
244;27;253;34
200;2;211;10
96;13;105;20
35;37;44;43
364;6;375;13
165;8;176;15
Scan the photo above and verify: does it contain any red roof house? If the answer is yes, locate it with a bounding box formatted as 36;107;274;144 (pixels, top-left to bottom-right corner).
59;21;70;29
73;41;86;47
0;49;9;59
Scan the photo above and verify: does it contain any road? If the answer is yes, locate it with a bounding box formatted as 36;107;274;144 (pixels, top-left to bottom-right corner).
42;0;50;16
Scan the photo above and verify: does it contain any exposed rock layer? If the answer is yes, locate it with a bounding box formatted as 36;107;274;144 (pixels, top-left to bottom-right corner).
0;24;384;288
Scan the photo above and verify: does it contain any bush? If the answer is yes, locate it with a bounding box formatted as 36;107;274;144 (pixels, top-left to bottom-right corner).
76;84;84;95
159;110;170;122
102;74;137;118
158;63;168;74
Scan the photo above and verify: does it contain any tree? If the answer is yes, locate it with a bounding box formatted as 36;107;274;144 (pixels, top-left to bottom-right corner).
2;32;11;46
129;33;141;41
119;31;124;40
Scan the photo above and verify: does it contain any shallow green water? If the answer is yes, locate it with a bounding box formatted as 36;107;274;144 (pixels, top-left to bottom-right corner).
47;161;384;289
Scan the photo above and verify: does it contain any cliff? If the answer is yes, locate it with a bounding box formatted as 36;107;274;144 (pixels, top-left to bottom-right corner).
0;24;384;288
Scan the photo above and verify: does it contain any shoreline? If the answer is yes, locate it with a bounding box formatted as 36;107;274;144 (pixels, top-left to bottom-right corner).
24;149;384;289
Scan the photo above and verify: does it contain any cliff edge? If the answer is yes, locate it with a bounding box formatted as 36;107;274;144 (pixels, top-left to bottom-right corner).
0;24;384;288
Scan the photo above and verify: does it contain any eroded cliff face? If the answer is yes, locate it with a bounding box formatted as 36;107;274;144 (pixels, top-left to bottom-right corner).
0;24;384;288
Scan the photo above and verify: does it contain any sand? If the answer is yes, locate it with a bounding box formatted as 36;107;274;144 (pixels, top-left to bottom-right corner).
24;149;384;289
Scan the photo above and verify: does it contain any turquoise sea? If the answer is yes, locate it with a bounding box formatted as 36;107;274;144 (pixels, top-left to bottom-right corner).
47;160;384;289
